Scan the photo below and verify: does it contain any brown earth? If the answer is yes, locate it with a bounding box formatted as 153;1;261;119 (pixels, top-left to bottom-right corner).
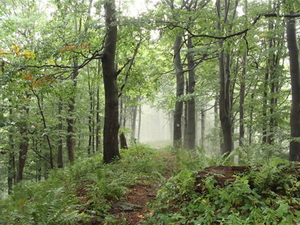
107;152;175;225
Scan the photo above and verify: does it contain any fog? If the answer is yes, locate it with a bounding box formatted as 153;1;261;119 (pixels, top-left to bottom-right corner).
137;105;173;148
133;104;218;152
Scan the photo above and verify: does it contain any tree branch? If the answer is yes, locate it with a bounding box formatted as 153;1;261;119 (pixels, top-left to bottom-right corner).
118;38;142;98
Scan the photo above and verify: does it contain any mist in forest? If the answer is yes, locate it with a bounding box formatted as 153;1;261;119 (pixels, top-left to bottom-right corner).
136;105;172;148
134;105;217;151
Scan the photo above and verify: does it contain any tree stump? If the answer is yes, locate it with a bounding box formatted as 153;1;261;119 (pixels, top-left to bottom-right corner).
195;163;300;193
120;132;128;149
195;166;249;192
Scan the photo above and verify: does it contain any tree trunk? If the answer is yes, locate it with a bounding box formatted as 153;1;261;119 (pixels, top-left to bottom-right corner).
17;122;29;183
57;99;63;168
262;70;268;143
32;90;54;169
138;104;142;142
96;86;101;152
131;97;138;139
239;52;246;147
173;35;185;147
201;107;205;148
120;132;128;149
286;12;300;161
88;65;93;156
184;80;188;148
102;0;120;163
186;36;196;150
217;0;233;155
249;93;254;145
66;61;77;163
8;106;15;193
239;0;247;147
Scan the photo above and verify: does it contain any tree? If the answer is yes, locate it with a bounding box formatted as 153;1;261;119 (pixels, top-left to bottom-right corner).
185;35;196;149
173;35;185;147
286;9;300;161
216;0;238;155
102;0;120;163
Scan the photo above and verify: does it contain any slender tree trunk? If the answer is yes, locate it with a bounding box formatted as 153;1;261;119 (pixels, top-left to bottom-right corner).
8;152;15;194
17;121;29;183
131;97;138;139
239;53;246;146
138;104;142;142
214;96;221;152
66;60;78;163
102;0;120;163
32;90;54;169
262;70;268;143
184;80;188;147
186;36;196;150
57;99;63;168
8;106;15;193
173;36;185;147
201;107;205;148
96;87;100;151
239;0;247;147
249;93;254;145
96;59;101;152
286;12;300;161
88;65;93;156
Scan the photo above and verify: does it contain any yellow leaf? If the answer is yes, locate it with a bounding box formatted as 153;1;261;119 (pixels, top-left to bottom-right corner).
136;213;144;219
46;59;55;65
21;51;35;60
11;44;22;55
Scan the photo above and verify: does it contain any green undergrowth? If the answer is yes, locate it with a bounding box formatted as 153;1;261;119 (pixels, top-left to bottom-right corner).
147;149;300;225
0;145;168;225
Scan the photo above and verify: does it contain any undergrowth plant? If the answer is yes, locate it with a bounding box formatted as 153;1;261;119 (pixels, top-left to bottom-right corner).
0;145;167;224
147;151;300;225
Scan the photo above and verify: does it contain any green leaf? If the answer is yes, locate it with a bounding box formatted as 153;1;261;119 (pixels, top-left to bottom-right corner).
276;202;289;218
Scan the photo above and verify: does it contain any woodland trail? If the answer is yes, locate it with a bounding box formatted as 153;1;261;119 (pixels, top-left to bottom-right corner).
107;151;175;225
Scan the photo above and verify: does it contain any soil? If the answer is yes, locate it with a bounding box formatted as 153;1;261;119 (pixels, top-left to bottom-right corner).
108;152;175;225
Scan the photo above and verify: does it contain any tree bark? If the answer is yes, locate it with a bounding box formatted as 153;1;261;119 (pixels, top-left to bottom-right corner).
17;121;29;183
186;36;196;150
239;0;247;147
88;65;94;156
96;59;101;152
57;99;63;168
138;104;142;142
66;61;77;164
8;106;15;193
201;107;205;148
32;90;54;169
217;0;234;155
239;52;246;147
102;0;120;163
286;12;300;161
131;97;139;139
173;35;184;147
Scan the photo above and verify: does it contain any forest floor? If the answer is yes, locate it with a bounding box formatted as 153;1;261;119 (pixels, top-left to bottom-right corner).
107;152;175;225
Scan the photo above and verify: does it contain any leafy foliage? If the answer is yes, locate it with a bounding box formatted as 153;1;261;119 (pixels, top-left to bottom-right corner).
0;145;167;224
147;154;300;225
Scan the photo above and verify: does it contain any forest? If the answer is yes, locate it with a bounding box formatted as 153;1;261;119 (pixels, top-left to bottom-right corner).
0;0;300;224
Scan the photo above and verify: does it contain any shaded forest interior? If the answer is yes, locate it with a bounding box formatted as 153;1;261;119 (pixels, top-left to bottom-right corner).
0;0;300;224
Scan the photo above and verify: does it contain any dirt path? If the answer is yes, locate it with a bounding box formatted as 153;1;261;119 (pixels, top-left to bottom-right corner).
108;152;175;224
